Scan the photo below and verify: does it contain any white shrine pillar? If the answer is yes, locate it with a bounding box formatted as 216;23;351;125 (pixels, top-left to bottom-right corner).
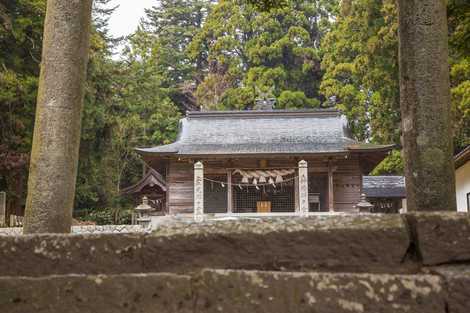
194;161;204;222
298;160;309;216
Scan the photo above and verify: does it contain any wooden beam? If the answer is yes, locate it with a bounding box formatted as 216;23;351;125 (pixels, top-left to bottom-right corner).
328;160;334;212
165;164;170;214
307;166;338;173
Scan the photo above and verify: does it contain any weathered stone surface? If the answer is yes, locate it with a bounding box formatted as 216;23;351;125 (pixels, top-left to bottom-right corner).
145;215;411;274
0;215;411;276
431;266;470;313
2;214;469;312
195;270;446;313
24;0;93;233
407;213;470;265
397;0;456;212
0;273;193;313
0;234;147;276
0;270;448;313
0;225;147;236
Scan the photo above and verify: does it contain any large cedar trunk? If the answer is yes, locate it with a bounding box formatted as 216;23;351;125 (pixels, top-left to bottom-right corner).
23;0;93;233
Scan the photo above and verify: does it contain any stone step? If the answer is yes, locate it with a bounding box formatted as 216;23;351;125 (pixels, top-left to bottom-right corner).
1;215;412;276
1;213;469;312
1;269;468;313
1;213;469;277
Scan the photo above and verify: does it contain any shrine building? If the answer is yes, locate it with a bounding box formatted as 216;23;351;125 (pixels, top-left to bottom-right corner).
129;108;394;218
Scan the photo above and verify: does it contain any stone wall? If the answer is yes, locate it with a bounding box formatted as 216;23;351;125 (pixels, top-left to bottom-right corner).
0;213;469;312
0;224;147;236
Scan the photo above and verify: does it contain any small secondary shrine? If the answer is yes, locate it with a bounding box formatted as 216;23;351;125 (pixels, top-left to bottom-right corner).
134;109;394;218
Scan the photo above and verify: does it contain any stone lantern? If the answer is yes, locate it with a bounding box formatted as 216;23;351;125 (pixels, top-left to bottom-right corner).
356;194;374;213
134;196;153;228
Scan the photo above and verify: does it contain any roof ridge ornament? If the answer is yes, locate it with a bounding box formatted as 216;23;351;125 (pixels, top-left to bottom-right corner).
254;85;276;110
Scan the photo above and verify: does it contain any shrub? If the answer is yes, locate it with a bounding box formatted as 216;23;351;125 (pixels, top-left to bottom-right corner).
75;208;133;225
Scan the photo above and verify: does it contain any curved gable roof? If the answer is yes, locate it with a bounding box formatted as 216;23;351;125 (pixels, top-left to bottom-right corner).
137;109;394;157
121;168;167;194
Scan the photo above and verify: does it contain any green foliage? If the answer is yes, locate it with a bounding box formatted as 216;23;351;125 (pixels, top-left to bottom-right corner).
1;0;469;213
0;0;182;214
189;0;338;110
75;208;133;225
448;0;470;151
321;0;470;172
244;0;289;11
320;0;400;143
135;0;215;111
278;90;320;109
76;0;182;210
0;0;45;208
371;150;404;175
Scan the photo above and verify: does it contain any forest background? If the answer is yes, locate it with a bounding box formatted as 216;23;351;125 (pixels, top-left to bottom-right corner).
1;0;468;221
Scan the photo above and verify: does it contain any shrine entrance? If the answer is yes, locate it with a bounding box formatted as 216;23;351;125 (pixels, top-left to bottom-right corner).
231;169;296;213
202;169;297;214
308;174;329;212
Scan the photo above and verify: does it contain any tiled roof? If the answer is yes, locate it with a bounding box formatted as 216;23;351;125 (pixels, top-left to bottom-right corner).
363;176;406;198
455;145;470;169
137;109;394;156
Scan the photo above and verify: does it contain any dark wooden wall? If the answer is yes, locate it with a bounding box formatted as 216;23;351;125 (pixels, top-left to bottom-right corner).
304;157;362;212
332;157;362;212
167;161;194;214
166;156;363;214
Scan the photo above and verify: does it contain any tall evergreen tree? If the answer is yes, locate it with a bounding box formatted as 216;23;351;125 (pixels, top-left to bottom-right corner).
321;0;399;143
0;0;182;214
448;0;470;152
320;0;469;174
75;0;121;209
131;0;215;111
76;0;182;210
0;0;45;216
189;0;338;110
1;0;467;217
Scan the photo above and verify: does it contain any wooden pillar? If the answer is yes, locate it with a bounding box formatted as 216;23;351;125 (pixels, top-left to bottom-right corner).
23;0;93;234
397;0;456;211
165;163;170;214
0;192;5;226
194;161;204;222
298;160;309;215
294;177;299;212
227;170;233;214
328;160;334;212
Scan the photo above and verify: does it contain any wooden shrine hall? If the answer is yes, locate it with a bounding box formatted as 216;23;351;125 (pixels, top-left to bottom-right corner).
135;109;394;218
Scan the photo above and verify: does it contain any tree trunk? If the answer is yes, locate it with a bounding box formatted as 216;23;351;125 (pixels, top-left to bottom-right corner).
397;0;456;211
23;0;93;233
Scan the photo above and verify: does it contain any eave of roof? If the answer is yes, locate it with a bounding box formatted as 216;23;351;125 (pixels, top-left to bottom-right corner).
137;149;351;158
136;109;395;158
136;143;395;158
347;143;396;152
136;148;394;158
121;169;167;194
455;145;470;169
363;176;406;198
